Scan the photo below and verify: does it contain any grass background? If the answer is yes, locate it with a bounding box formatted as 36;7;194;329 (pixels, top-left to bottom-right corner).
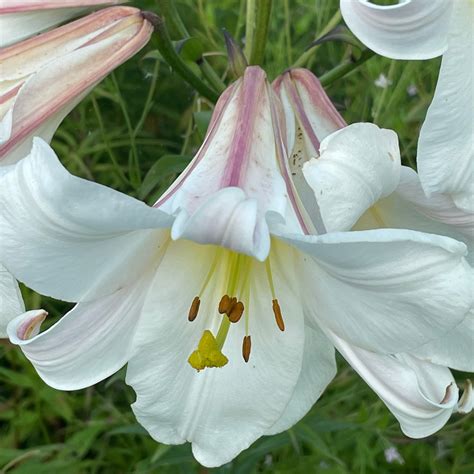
1;1;472;472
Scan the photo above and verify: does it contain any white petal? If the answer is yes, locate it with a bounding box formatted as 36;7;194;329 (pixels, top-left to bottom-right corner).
0;263;25;337
332;332;458;438
0;8;86;47
265;323;336;435
0;1;126;47
410;309;473;372
280;229;472;354
0;138;172;302
7;272;152;390
355;167;474;265
156;67;291;260
273;68;346;234
303;123;401;232
417;0;474;211
126;239;305;468
340;0;451;59
273;68;346;158
457;380;473;414
172;187;270;261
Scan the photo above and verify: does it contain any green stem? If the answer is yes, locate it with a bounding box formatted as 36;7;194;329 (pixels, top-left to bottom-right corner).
150;15;219;103
248;0;272;65
292;10;341;68
320;49;375;87
283;0;292;64
244;0;256;59
199;58;226;93
156;0;188;38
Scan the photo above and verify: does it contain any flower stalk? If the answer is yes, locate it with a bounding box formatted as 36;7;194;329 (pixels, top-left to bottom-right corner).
247;0;272;66
147;13;219;102
320;49;375;87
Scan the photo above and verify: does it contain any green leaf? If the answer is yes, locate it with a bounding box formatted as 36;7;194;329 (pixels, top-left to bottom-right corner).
174;37;205;62
139;154;191;199
193;111;212;141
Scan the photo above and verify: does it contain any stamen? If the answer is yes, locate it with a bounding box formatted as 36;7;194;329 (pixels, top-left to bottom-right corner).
272;299;285;331
188;296;201;321
228;301;244;323
188;330;229;371
242;335;252;362
218;295;237;314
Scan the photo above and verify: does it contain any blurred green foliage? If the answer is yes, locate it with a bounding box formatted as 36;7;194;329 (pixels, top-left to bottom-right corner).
1;1;471;473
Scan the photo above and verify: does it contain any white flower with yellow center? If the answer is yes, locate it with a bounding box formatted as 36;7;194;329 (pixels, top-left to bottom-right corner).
1;67;472;467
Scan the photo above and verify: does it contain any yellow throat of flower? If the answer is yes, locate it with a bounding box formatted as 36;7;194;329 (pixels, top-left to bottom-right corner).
186;247;285;372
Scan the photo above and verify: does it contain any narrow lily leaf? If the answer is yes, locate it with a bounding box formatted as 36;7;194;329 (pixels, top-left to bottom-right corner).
174;37;205;62
193;110;212;140
139;154;192;200
307;25;363;50
0;6;154;164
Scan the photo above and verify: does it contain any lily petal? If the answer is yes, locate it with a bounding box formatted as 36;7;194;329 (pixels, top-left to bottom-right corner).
155;67;291;260
273;68;346;157
0;6;153;163
355;167;474;265
340;0;451;59
417;0;474;211
7;272;152;390
0;1;125;47
0;263;25;337
171;187;270;261
280;229;472;354
126;239;305;468
331;332;459;438
0;138;172;302
303;122;401;232
265;323;337;435
410;310;473;372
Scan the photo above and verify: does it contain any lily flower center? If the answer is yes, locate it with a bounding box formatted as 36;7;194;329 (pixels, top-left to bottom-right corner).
187;249;284;371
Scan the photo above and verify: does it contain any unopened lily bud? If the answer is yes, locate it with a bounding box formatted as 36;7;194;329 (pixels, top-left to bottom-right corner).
223;29;248;79
0;0;126;47
0;6;153;164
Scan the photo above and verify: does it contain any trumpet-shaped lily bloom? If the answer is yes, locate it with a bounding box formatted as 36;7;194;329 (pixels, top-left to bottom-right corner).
0;6;153;164
340;0;473;212
274;67;473;434
2;67;472;467
0;0;126;47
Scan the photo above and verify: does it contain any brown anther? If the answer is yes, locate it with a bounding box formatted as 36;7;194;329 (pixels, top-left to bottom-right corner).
272;299;285;331
218;295;233;314
242;335;251;362
228;301;244;323
188;296;201;321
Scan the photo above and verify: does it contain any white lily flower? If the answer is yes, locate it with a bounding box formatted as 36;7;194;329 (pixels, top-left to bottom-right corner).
274;67;473;434
340;0;473;212
2;67;472;467
0;6;153;164
0;0;126;47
